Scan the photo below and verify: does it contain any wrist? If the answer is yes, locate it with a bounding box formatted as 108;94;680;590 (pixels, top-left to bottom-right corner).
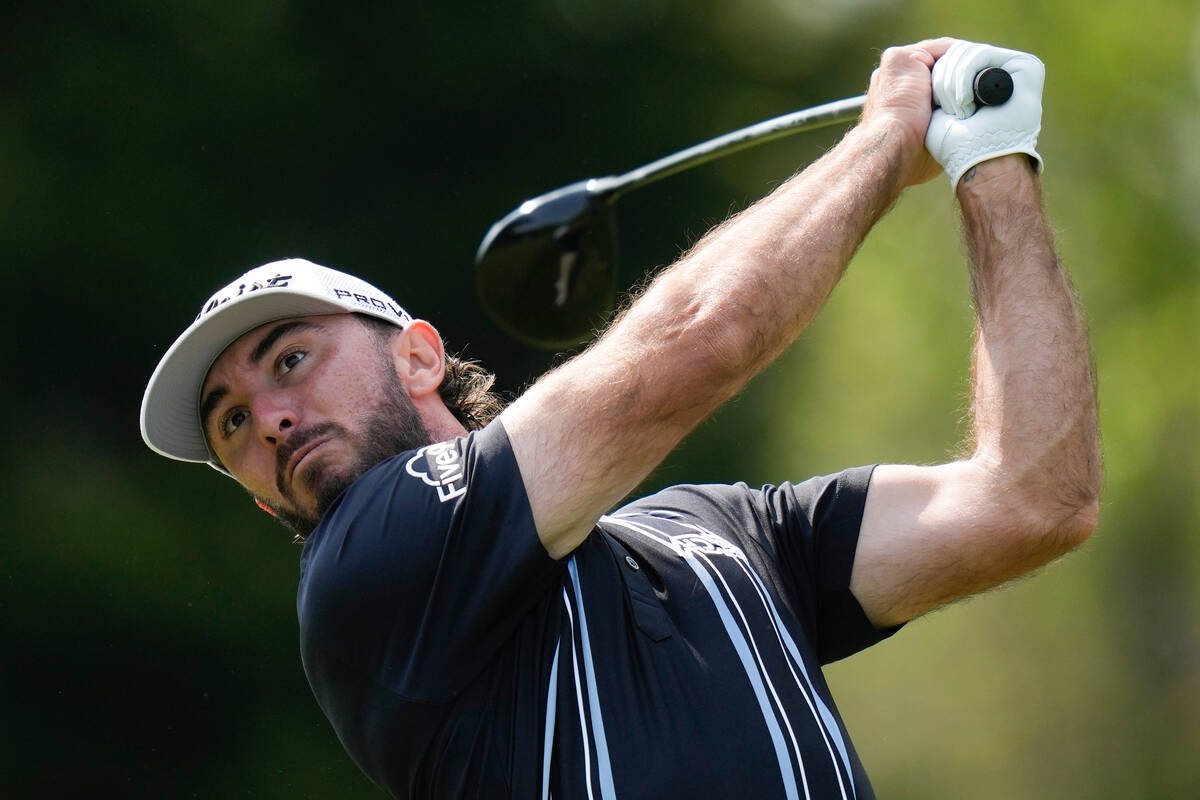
956;154;1038;201
851;113;923;160
957;155;1048;263
842;116;933;190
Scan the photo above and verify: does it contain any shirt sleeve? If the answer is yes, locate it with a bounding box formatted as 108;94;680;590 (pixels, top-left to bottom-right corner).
297;420;564;705
761;465;901;664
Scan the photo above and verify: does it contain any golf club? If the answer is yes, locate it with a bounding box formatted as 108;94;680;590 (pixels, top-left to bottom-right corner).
476;68;1014;349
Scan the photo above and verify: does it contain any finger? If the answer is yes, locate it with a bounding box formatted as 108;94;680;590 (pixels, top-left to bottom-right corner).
864;67;883;103
932;40;978;119
876;42;936;92
912;36;959;63
947;44;976;115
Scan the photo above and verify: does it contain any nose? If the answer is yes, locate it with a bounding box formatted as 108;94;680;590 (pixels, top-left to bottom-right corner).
252;390;300;447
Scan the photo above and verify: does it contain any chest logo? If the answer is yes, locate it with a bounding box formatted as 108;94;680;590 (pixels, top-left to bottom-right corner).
667;530;746;560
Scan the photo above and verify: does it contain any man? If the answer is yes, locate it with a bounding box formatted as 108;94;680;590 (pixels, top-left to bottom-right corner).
141;39;1100;799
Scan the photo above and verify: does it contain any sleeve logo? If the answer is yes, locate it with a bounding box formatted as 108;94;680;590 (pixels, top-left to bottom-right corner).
405;440;467;502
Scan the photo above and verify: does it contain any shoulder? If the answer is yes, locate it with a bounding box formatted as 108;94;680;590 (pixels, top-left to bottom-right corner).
615;466;876;538
609;468;879;609
298;421;562;699
318;422;524;532
297;426;518;627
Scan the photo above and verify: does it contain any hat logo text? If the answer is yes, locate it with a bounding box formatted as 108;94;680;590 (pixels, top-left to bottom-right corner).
198;273;293;319
332;289;413;324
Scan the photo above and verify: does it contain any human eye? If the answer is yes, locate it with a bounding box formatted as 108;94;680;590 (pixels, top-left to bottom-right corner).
276;349;307;375
221;408;249;438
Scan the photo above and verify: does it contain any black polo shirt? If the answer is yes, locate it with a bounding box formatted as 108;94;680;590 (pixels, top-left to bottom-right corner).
298;421;897;799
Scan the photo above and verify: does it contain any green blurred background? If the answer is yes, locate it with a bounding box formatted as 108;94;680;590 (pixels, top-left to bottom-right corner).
4;0;1197;797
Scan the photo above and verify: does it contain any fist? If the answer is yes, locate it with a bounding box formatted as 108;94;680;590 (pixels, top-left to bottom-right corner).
925;41;1045;190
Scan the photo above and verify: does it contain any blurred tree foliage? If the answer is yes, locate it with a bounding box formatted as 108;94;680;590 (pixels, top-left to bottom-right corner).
3;0;1196;797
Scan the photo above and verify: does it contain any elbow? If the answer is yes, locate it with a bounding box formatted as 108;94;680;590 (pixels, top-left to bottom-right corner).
1020;484;1101;558
1051;496;1100;551
1045;448;1104;550
973;454;1102;561
979;429;1103;556
991;494;1099;579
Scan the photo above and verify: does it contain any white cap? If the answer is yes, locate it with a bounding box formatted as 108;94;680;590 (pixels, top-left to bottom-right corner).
140;258;413;464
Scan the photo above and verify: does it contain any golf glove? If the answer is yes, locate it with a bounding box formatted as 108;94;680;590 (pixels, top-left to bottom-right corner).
925;41;1045;190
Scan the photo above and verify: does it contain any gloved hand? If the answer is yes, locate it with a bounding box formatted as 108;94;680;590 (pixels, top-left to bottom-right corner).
925;41;1045;190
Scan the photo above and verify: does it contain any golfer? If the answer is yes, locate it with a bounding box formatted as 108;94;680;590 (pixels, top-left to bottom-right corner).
141;38;1100;800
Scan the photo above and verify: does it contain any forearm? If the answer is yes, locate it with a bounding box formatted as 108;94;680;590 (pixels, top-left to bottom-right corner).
849;155;1100;628
504;40;955;557
506;118;914;555
608;118;908;387
959;156;1101;535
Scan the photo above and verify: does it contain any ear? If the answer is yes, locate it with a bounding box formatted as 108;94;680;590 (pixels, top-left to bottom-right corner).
393;320;446;399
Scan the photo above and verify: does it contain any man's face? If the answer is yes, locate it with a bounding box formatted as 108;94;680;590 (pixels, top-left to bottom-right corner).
201;314;430;536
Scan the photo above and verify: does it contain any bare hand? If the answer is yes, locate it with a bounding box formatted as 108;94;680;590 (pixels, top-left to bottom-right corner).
860;38;957;188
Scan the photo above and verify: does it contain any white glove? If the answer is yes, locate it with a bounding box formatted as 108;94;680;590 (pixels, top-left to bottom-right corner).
925;41;1045;190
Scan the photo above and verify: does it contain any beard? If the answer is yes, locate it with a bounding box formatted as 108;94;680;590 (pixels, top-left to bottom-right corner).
262;361;431;539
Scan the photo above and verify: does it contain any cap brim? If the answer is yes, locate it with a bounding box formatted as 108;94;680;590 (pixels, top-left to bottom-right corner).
140;290;355;463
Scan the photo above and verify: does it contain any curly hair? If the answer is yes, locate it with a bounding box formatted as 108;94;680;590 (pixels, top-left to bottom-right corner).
355;314;505;430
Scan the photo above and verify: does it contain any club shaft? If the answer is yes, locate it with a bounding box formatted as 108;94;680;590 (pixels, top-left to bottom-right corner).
603;94;866;197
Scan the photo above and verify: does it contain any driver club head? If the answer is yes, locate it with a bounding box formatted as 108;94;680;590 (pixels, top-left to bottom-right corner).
475;179;619;349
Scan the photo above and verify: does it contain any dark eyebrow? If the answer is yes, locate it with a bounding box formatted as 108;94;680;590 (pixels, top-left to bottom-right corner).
199;320;326;439
249;320;324;365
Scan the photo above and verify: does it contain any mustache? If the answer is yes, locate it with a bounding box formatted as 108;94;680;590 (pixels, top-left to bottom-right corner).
275;422;347;495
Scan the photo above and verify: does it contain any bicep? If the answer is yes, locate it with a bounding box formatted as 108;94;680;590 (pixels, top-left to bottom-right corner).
499;355;705;559
499;279;756;559
851;461;1061;628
